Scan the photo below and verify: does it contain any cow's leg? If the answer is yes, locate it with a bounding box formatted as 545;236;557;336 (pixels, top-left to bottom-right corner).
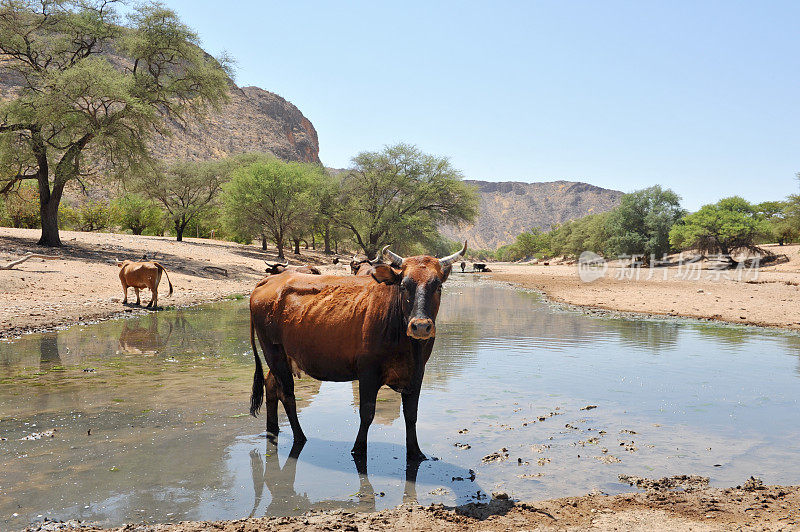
402;388;426;461
122;284;128;304
351;372;381;457
257;339;306;443
403;342;427;461
264;370;281;440
134;287;141;305
148;286;157;308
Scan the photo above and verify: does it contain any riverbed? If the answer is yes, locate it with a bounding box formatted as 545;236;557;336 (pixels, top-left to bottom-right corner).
1;277;799;529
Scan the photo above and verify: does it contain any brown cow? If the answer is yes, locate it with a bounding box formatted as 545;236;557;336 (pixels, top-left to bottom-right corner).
349;251;383;275
249;241;467;460
117;260;173;308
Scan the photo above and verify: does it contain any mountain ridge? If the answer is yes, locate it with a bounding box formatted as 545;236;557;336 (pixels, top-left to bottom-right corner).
441;179;624;249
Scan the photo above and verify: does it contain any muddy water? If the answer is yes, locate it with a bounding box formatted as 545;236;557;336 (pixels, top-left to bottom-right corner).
1;279;799;528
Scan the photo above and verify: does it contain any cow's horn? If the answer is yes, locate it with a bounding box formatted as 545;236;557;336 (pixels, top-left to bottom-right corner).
369;249;383;264
439;241;468;268
383;245;404;268
282;260;289;266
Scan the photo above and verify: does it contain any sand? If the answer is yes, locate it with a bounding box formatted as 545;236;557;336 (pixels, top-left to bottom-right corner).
0;228;344;339
25;479;800;531
488;243;800;331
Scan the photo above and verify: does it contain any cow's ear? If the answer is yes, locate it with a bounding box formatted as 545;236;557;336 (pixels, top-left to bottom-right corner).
371;264;400;284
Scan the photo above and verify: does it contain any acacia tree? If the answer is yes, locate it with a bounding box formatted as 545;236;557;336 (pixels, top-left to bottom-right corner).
669;196;771;259
221;158;326;260
606;185;685;262
338;143;478;256
0;0;230;246
136;158;231;241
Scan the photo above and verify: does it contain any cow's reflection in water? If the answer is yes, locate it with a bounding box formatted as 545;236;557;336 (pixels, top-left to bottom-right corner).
248;441;420;518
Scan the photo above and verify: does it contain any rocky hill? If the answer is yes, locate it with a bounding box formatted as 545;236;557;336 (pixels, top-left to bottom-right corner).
0;61;319;165
149;84;319;164
441;180;623;250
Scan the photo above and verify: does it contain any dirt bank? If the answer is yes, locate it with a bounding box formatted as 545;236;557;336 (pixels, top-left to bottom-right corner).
0;228;345;339
488;244;800;331
27;479;800;531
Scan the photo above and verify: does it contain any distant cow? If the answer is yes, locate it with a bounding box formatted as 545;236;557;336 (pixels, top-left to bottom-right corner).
473;263;487;272
265;260;321;276
117;260;173;308
349;251;383;276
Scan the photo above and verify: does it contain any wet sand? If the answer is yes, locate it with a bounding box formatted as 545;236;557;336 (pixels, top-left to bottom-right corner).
488;243;800;331
0;228;344;339
28;480;800;531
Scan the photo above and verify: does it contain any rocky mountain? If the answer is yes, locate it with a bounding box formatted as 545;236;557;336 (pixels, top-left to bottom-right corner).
149;84;319;164
441;180;623;250
0;60;319;165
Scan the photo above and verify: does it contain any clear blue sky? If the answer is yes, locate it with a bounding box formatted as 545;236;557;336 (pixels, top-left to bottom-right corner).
159;1;799;211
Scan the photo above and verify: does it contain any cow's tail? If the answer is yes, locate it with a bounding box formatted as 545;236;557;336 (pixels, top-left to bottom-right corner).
250;316;265;417
153;262;173;297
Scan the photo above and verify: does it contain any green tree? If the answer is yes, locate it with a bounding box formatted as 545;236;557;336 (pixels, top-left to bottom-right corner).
337;143;478;256
0;0;230;246
606;186;684;261
111;193;164;235
753;201;797;246
669;196;771;257
136;158;234;241
221;158;326;260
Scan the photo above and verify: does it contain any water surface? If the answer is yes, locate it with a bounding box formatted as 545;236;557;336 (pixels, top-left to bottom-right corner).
1;278;799;528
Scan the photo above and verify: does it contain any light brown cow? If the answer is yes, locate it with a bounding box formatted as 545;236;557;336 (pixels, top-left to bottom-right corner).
117;260;173;308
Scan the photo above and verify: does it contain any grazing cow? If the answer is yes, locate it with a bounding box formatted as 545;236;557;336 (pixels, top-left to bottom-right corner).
265;260;322;276
117;260;173;308
249;241;468;460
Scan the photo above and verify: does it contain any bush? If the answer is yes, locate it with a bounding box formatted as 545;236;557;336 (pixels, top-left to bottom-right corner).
111;193;165;235
62;200;111;232
0;183;40;228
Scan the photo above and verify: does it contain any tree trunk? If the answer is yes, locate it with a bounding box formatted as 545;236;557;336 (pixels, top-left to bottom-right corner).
175;218;186;242
303;239;309;250
38;200;61;247
324;227;332;254
311;233;316;250
276;236;285;260
261;234;268;250
293;239;301;255
37;177;63;247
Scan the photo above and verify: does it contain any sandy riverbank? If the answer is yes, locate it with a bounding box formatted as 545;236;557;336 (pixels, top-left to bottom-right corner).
27;479;800;531
0;228;346;339
488;243;800;331
3;230;800;338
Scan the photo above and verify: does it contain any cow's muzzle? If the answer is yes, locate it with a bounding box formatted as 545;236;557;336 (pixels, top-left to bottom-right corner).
407;318;435;340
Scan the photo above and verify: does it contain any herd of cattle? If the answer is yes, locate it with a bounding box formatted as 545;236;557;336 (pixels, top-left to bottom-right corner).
116;242;469;460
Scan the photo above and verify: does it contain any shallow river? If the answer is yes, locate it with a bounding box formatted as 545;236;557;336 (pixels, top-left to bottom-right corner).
1;277;799;528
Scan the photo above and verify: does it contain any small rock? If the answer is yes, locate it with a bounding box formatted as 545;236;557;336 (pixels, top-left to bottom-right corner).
492;491;509;500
